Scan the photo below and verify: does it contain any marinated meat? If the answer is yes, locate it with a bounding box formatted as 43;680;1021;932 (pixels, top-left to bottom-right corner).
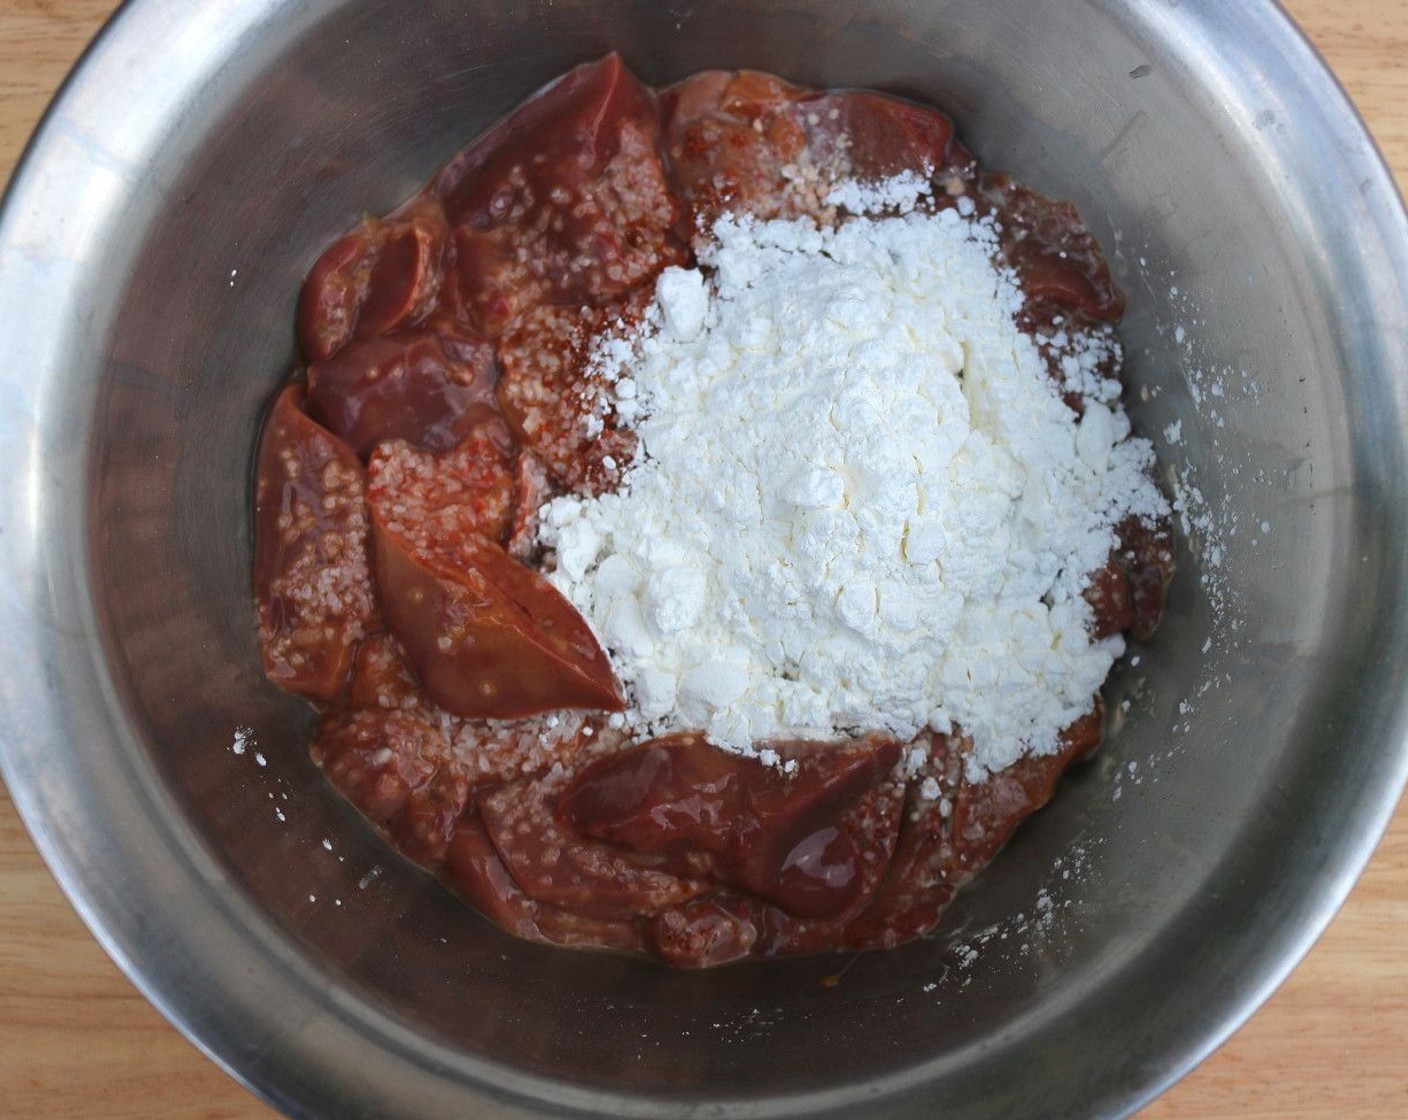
434;53;685;336
445;817;649;954
314;707;470;865
367;422;518;548
661;71;975;234
306;327;497;458
950;704;1104;875
479;755;709;921
254;55;1174;968
661;70;814;231
978;173;1124;326
298;196;450;362
495;290;649;495
371;513;623;719
558;733;902;919
1115;516;1176;641
254;386;377;702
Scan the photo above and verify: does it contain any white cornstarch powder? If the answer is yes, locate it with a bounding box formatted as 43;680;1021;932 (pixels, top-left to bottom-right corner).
538;195;1168;779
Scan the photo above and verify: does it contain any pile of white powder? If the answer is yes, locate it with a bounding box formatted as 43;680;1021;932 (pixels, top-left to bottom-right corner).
538;187;1168;779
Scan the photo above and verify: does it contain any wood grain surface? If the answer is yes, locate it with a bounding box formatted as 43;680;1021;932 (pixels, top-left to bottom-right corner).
1;0;1405;1116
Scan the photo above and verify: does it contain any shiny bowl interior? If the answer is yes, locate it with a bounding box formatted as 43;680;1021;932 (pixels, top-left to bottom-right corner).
2;1;1407;1117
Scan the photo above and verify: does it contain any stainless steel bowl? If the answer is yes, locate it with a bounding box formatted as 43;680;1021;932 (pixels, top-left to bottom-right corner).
2;1;1406;1117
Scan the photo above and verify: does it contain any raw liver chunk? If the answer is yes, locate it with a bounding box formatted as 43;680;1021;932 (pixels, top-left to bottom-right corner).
254;387;377;702
444;817;648;953
367;421;518;549
951;704;1103;873
558;733;902;919
478;765;706;921
661;71;974;233
298;197;450;362
371;511;622;719
495;289;648;495
980;173;1124;323
435;53;683;336
313;707;469;865
306;326;497;458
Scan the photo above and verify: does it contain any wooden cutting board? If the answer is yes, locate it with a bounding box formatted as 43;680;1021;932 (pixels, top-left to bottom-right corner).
1;1;1404;1116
